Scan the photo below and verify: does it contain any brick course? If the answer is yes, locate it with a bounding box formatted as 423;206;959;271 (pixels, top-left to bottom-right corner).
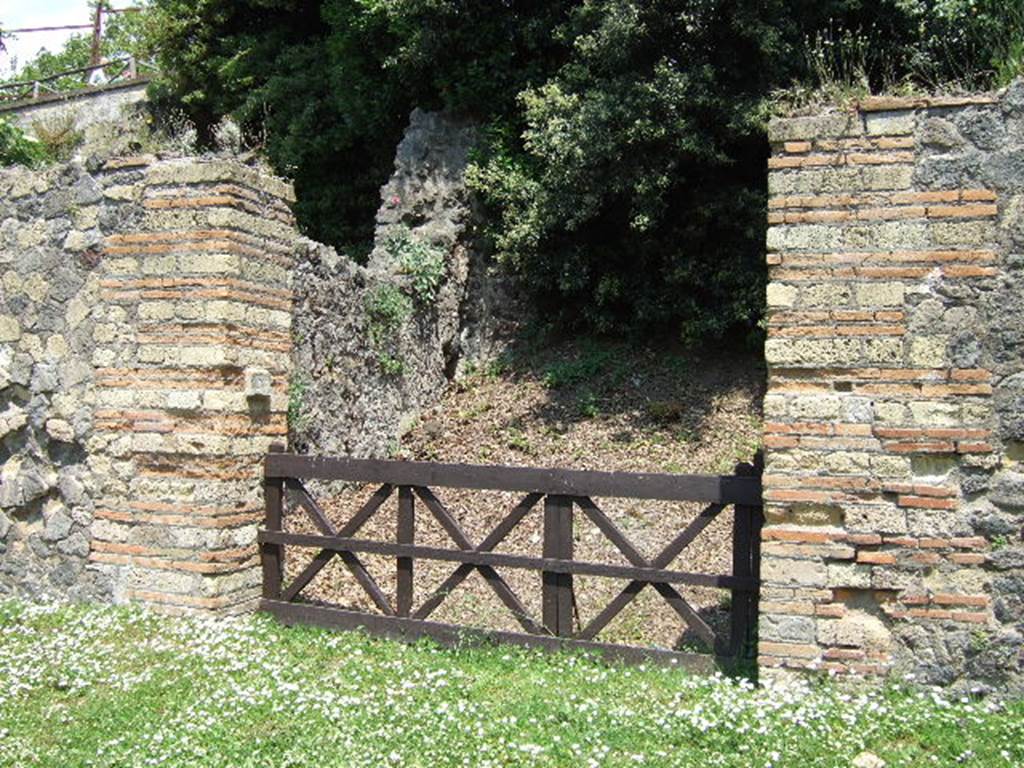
763;84;1024;693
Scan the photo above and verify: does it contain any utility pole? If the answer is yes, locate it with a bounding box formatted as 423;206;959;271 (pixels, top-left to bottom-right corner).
89;1;105;68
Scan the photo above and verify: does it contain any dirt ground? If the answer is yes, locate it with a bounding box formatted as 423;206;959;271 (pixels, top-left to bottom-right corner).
282;338;765;653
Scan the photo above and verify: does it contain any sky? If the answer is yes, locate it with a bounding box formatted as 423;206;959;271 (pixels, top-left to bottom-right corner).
1;0;94;78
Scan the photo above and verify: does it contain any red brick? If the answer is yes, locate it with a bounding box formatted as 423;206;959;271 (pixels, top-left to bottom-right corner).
942;265;999;278
886;441;956;454
950;368;991;381
897;495;958;510
956;441;994;454
847;534;883;545
857;551;897;565
952;612;989;624
891;190;958;204
934;593;989;607
926;203;997;219
950;537;988;550
763;529;843;544
949;553;987;565
815;604;846;618
823;647;866;660
759;641;821;659
883;536;919;548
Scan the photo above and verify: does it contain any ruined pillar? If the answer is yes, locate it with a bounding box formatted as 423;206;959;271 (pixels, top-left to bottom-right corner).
761;84;1024;691
85;157;296;612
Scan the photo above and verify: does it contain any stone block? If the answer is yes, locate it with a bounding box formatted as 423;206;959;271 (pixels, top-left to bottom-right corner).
766;283;798;308
828;563;873;589
908;336;948;368
760;614;818;644
801;283;852;308
765;337;862;366
846;505;907;535
762;558;828;588
865;111;916;136
856;282;905;307
818;611;892;650
863;337;903;364
908;400;960;426
0;315;21;342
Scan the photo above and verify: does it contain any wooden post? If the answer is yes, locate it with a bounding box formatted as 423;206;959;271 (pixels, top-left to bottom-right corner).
542;494;574;637
729;505;755;657
261;442;286;600
397;486;415;616
89;2;104;69
728;451;763;658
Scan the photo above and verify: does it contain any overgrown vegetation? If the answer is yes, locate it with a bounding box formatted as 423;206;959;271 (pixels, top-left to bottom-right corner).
0;117;47;167
1;600;1023;767
388;227;447;303
142;0;1024;344
29;114;83;161
365;283;413;375
287;372;310;431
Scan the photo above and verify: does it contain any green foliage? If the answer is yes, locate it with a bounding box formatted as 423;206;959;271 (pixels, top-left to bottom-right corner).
287;373;309;430
541;341;627;390
2;3;158;92
365;283;413;375
0;117;48;167
149;0;1024;341
387;227;447;302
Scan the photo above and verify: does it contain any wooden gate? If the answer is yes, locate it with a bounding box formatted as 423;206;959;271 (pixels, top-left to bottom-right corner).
259;447;763;670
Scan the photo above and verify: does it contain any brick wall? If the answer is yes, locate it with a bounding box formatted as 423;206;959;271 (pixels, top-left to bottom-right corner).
762;84;1024;693
0;154;297;613
87;157;296;613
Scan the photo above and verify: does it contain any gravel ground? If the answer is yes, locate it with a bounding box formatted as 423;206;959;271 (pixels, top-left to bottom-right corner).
284;338;765;653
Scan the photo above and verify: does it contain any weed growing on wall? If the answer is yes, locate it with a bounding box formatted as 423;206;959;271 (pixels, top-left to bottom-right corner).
30;114;84;162
365;283;413;375
287;373;309;431
387;226;447;303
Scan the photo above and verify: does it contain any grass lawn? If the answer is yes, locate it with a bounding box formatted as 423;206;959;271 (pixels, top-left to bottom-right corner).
0;600;1021;767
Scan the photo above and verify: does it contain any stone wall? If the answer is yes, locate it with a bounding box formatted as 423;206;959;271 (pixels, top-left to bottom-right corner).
1;108;518;610
0;153;297;612
762;82;1024;693
0;80;150;137
291;109;520;459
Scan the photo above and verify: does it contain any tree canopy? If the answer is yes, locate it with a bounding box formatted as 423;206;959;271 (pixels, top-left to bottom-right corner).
140;0;1023;341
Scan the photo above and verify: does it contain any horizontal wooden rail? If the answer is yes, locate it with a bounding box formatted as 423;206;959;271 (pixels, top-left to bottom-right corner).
264;454;762;506
258;530;757;590
261;600;727;671
0;57;137;89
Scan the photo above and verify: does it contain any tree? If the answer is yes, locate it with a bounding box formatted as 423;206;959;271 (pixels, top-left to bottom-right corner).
148;0;1024;342
2;2;157;91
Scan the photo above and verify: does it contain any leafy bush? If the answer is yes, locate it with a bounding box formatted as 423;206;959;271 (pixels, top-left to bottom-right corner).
387;227;447;303
149;0;1024;343
287;373;309;430
0;118;48;167
542;342;624;390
